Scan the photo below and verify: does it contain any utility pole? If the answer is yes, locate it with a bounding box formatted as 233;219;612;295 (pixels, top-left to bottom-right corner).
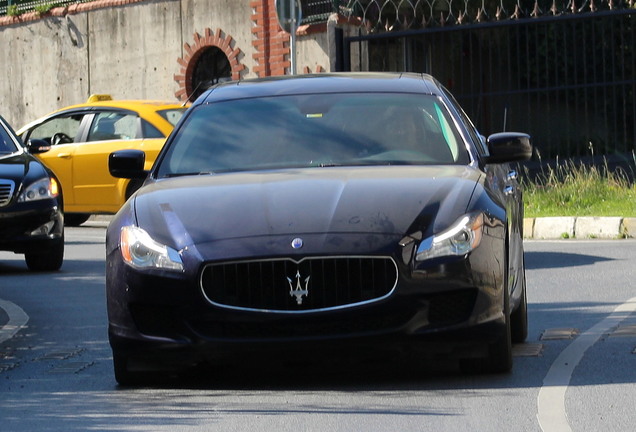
289;0;297;75
275;0;302;75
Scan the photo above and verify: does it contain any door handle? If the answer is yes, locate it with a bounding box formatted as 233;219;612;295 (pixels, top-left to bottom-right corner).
57;153;72;158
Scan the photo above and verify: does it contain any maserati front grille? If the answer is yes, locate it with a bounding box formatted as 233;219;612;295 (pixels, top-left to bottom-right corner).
200;256;398;312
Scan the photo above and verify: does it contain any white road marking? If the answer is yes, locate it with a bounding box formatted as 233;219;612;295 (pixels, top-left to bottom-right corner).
0;298;29;344
537;296;636;432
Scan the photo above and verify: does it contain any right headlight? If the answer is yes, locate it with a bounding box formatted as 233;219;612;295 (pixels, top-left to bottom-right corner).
17;177;59;202
415;212;484;261
119;225;184;272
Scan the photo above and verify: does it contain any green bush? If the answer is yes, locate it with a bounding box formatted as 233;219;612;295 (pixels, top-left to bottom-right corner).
522;156;636;217
6;4;19;15
34;3;54;14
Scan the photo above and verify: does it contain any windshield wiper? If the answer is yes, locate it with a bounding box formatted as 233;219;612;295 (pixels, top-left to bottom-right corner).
164;171;215;178
315;161;402;167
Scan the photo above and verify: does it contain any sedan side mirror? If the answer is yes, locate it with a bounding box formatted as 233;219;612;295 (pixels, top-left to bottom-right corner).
26;139;51;154
484;132;532;164
109;149;148;179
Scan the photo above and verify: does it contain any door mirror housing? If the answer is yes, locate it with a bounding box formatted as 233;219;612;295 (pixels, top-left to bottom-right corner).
109;149;148;179
26;139;51;154
484;132;532;164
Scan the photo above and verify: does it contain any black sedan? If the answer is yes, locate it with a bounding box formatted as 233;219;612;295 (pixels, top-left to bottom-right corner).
106;72;531;384
0;115;64;271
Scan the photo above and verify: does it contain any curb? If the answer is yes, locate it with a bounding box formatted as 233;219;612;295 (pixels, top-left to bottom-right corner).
524;217;636;239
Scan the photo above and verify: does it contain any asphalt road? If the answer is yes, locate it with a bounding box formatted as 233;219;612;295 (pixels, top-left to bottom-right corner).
1;225;635;431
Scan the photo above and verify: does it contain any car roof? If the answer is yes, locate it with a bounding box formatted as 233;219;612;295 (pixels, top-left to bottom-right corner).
17;99;187;135
49;99;186;114
196;72;441;105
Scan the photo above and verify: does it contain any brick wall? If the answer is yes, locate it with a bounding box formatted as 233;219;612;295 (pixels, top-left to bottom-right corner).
250;0;290;77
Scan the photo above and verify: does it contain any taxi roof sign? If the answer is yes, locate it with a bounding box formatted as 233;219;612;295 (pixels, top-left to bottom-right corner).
87;94;113;103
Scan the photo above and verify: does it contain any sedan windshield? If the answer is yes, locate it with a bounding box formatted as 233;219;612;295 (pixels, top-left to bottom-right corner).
0;124;18;155
157;93;470;177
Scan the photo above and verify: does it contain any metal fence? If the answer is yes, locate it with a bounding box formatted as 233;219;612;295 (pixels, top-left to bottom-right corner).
0;0;93;15
336;1;636;164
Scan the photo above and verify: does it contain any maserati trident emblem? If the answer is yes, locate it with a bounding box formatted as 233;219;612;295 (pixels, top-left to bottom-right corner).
287;270;310;305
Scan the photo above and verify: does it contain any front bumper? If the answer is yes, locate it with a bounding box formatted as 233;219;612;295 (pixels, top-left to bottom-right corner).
0;199;63;253
106;242;507;369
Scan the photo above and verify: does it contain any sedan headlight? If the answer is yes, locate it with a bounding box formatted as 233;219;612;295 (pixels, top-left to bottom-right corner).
17;177;59;202
120;225;184;272
415;212;484;261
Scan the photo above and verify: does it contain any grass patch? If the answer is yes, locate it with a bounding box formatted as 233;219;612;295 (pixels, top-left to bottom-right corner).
522;158;636;218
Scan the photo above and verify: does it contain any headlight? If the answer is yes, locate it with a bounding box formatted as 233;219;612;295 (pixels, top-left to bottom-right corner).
120;225;184;272
415;212;484;261
18;177;59;202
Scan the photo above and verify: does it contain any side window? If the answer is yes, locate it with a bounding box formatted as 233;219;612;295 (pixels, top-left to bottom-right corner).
0;126;15;153
440;86;488;155
87;112;138;142
28;114;83;145
141;119;165;139
157;108;187;128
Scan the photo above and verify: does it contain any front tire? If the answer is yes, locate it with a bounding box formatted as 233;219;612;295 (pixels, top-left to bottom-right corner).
113;353;143;386
25;235;64;272
460;278;513;374
65;213;91;227
511;274;528;343
487;310;513;373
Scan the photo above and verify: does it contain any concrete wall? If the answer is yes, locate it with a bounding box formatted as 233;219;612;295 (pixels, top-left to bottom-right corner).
0;0;337;128
1;15;90;127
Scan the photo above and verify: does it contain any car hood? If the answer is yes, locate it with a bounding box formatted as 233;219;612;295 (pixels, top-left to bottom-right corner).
130;166;483;250
0;152;35;185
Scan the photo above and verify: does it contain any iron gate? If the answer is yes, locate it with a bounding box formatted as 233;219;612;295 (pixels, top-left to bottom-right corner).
337;1;636;162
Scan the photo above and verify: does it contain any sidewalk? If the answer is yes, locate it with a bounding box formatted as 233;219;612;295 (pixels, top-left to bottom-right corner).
524;216;636;239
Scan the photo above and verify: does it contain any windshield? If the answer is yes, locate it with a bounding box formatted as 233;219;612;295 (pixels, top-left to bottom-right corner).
156;93;470;177
0;123;18;155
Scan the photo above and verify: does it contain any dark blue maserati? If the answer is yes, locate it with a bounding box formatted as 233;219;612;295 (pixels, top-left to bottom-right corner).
106;73;532;385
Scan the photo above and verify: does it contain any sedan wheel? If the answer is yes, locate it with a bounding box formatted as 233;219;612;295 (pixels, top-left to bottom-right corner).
486;312;513;373
64;213;91;227
460;286;513;374
25;236;64;272
511;276;528;343
113;353;142;386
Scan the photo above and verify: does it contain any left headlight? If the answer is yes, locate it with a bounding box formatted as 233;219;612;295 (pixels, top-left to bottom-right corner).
415;212;484;261
17;177;59;202
120;225;184;272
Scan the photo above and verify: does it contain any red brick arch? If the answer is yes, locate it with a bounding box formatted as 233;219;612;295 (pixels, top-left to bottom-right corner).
174;28;245;102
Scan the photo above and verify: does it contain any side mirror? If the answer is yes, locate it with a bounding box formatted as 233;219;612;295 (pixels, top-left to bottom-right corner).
484;132;532;164
109;149;148;179
26;139;51;154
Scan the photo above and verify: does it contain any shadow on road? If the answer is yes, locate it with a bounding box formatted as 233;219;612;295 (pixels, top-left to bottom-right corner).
525;250;613;269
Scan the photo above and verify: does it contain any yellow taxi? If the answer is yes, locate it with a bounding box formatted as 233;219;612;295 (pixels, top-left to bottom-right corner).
18;95;187;225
